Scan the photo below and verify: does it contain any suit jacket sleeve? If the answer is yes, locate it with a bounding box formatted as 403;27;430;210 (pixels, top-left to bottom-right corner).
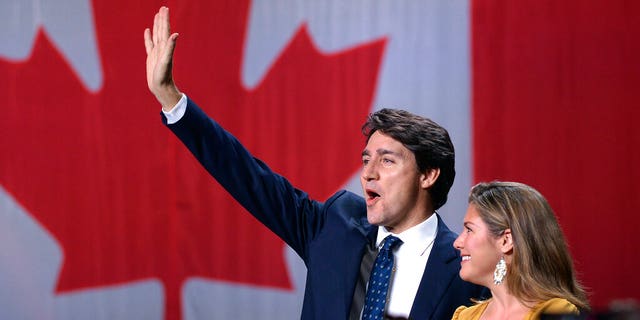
162;98;326;261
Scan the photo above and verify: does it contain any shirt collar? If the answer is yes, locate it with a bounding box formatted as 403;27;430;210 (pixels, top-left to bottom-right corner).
376;212;438;256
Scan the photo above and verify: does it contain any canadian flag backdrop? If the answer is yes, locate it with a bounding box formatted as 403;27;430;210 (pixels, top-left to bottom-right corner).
0;0;638;319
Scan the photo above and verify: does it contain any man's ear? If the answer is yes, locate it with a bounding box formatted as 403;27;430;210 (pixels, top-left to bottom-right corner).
420;168;440;189
500;229;514;254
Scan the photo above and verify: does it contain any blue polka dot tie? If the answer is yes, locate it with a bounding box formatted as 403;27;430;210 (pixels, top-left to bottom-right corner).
362;235;403;320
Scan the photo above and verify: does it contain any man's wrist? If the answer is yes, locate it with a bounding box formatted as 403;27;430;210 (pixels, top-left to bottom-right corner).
155;85;182;112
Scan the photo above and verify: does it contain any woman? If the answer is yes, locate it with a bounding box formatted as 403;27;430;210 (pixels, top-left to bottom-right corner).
452;181;589;319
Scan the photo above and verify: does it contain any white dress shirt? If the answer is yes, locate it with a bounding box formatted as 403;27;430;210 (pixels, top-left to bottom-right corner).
372;213;438;319
163;93;188;124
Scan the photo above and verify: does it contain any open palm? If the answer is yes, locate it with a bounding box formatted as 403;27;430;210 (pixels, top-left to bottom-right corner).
144;6;180;109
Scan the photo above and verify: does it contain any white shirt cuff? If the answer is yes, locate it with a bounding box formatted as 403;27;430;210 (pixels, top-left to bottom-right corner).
162;93;188;124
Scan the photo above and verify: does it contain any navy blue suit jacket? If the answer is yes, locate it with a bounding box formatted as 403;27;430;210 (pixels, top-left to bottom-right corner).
163;98;487;319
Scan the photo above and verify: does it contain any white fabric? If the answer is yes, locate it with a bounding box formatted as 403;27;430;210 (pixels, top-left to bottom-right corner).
163;94;188;124
373;214;438;318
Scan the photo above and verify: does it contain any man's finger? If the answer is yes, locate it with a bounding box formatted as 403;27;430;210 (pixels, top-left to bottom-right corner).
153;11;159;45
162;33;179;64
159;7;170;40
144;28;153;54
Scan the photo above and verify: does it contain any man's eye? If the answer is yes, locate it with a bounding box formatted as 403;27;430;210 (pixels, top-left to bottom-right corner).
362;159;369;165
465;227;472;233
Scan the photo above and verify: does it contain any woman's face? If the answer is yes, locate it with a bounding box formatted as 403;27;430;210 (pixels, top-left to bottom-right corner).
453;204;504;287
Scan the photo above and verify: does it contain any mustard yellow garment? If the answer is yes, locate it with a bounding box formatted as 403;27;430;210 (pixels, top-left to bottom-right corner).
451;298;579;320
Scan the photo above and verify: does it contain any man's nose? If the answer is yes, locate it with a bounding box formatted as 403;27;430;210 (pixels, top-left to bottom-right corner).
361;162;379;181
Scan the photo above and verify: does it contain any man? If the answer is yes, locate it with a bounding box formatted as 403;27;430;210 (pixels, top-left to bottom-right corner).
144;6;486;319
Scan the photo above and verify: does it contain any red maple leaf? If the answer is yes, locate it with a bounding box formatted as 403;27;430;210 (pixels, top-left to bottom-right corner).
0;1;385;319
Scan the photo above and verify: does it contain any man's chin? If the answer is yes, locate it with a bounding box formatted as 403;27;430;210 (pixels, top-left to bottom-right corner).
366;213;383;226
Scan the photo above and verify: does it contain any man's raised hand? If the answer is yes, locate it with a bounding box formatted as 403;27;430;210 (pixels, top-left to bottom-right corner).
144;6;181;111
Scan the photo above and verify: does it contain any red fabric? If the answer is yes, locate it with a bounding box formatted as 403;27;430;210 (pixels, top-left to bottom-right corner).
472;0;640;309
0;1;385;319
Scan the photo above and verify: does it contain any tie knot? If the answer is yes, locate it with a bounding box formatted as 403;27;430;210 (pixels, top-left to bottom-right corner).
380;235;402;252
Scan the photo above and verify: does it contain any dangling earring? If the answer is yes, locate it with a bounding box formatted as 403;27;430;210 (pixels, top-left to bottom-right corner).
493;256;507;285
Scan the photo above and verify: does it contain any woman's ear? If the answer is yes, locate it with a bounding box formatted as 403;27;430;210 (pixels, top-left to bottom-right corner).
500;229;514;254
420;168;440;189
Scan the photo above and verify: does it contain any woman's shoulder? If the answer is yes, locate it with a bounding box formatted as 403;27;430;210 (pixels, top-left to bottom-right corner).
531;298;579;317
451;301;489;320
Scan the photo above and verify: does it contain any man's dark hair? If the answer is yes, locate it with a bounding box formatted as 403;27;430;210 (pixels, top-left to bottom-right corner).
361;108;455;210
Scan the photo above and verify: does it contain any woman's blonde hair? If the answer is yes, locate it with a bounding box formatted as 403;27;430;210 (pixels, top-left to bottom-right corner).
469;181;590;311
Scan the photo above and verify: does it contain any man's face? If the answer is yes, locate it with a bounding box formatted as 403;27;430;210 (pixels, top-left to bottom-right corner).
361;131;429;233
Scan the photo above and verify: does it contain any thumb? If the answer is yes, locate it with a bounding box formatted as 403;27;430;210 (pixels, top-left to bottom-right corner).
163;33;179;62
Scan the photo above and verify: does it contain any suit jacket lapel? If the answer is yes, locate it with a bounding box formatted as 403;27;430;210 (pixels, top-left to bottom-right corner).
336;216;377;316
350;216;378;245
409;215;460;319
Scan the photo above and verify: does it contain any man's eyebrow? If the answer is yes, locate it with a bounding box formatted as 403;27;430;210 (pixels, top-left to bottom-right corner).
362;148;399;157
376;149;397;156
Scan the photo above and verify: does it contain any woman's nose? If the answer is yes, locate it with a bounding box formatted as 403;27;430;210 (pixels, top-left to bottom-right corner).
453;233;464;249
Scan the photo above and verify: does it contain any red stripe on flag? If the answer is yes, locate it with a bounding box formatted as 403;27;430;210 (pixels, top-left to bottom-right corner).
472;0;640;309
